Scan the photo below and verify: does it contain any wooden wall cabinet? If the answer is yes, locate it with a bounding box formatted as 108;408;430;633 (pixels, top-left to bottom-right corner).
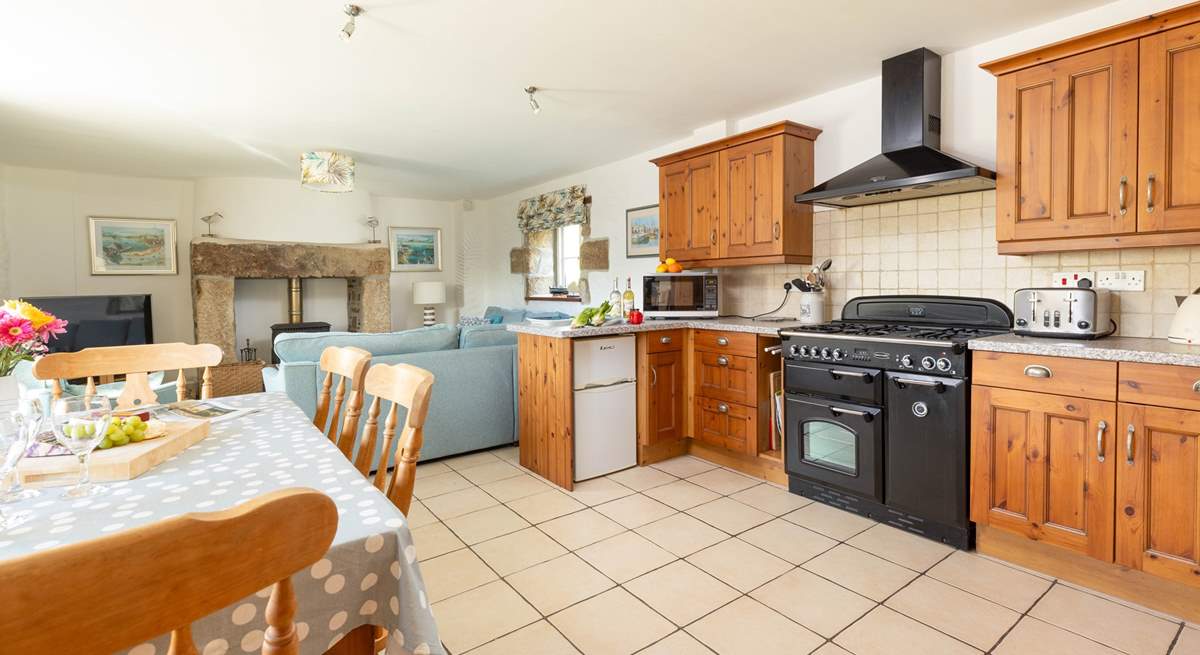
652;121;819;268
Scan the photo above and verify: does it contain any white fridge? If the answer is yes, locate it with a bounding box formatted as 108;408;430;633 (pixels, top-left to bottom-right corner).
573;335;637;481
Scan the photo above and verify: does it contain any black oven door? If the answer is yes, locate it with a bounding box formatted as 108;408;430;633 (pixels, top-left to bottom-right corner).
785;393;883;502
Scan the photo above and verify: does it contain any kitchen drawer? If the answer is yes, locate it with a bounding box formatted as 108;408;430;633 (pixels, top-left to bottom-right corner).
694;396;756;455
647;329;685;353
1119;362;1200;411
693;330;757;357
694;351;756;406
973;351;1116;400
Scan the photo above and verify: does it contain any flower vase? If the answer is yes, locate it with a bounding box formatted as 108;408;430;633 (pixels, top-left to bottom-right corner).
0;375;18;410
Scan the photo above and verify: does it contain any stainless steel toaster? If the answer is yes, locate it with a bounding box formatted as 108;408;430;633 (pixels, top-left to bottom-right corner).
1013;287;1114;339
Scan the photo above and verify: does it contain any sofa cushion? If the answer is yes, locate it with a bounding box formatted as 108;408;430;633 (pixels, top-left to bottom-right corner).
460;324;518;349
527;311;572;320
484;306;527;324
273;325;460;362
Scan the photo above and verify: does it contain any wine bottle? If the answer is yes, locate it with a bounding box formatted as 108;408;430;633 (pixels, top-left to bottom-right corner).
622;277;635;319
608;277;622;316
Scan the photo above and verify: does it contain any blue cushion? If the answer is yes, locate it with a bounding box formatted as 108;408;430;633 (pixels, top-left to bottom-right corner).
273;325;460;362
460;324;518;349
527;311;571;320
484;306;527;324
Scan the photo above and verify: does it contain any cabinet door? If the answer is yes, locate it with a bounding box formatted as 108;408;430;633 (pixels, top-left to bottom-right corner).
647;351;683;444
1138;23;1200;233
659;159;691;261
995;42;1138;241
693;351;755;406
970;386;1117;560
720;137;782;258
694;396;756;455
1116;403;1200;587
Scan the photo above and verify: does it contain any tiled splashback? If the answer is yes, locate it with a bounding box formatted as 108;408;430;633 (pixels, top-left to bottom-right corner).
719;190;1200;338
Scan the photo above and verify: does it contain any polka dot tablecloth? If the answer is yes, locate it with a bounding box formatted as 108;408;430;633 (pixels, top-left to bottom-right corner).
0;392;443;655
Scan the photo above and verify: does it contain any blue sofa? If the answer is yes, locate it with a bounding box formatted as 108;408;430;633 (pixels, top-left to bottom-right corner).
262;323;521;466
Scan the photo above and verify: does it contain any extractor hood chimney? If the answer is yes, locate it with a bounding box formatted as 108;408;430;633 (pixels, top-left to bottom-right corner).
795;48;995;208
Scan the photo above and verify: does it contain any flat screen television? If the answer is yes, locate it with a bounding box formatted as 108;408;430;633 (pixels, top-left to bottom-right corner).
21;294;153;353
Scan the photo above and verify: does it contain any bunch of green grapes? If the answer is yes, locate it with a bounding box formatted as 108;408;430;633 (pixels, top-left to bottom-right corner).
98;415;149;449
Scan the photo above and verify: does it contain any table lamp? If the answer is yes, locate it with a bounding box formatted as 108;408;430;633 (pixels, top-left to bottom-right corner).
412;281;446;326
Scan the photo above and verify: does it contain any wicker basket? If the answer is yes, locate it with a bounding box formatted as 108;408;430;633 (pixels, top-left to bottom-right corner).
208;360;266;398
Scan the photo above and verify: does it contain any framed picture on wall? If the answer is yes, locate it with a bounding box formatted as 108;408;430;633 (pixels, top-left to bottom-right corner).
388;226;443;272
88;217;178;275
625;204;660;258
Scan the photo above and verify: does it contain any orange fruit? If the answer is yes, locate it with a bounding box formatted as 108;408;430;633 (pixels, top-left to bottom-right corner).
667;263;683;273
655;263;669;273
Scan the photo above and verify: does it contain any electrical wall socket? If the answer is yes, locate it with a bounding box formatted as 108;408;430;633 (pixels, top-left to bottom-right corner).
1050;271;1096;287
1096;270;1146;291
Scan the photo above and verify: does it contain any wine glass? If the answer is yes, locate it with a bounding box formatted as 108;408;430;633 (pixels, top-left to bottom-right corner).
1;398;45;503
0;413;33;531
50;396;112;499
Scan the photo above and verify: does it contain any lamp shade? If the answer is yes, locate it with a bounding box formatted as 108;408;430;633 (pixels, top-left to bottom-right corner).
412;281;446;305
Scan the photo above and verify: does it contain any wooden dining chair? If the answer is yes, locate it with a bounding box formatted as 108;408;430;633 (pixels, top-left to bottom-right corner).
31;342;224;410
312;346;372;466
358;362;435;515
0;487;337;655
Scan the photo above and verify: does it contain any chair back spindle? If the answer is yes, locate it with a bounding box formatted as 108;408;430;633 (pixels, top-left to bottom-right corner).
359;363;435;515
313;346;371;465
32;343;224;410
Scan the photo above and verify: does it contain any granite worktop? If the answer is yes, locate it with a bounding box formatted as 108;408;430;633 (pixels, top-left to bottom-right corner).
968;333;1200;367
506;316;796;339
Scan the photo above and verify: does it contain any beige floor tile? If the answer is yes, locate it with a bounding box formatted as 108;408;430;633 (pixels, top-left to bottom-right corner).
687;497;773;534
480;473;551;503
782;502;875;540
636;630;713;655
507;489;588;524
993;617;1122;655
926;550;1052;612
685;538;792;592
801;544;917;601
813;644;853;655
847;523;954;571
886;576;1019;650
420;548;499;603
422;486;499;520
432;580;540;653
686;467;760;495
444;504;531;545
835;606;979;655
415;461;452;479
459;459;525;485
549;587;674;655
576;531;677;583
1056;578;1185;623
410;521;465;561
442;450;503;471
739;518;837;565
1174;627;1200;655
750;568;874;638
492;445;521;464
404;498;439;529
686;597;824;655
730;483;812;516
595;494;677;529
565;477;635;506
1029;585;1179;655
635;513;728;557
537;508;626;550
464;619;580;655
642;479;720;510
649;456;719;478
413;470;473;499
624;560;740;626
473;526;567;576
607;466;677;491
507;553;615;614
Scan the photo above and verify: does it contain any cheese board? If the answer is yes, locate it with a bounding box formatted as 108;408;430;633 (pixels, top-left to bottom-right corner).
19;419;210;486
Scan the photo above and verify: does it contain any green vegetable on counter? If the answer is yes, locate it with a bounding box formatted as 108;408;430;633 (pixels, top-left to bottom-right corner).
571;301;613;328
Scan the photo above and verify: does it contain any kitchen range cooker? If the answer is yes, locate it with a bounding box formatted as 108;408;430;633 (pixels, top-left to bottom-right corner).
779;295;1013;548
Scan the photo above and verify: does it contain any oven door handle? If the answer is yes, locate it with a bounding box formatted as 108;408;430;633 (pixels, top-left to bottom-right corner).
829;406;874;422
892;377;946;393
829;369;874;382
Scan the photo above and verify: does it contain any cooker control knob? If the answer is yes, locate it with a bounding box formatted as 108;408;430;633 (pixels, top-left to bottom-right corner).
920;356;936;370
789;344;801;357
936;357;952;371
899;355;913;368
832;348;844;361
820;347;831;359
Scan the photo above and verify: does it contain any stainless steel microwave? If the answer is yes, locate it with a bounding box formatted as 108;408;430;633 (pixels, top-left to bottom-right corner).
642;272;719;318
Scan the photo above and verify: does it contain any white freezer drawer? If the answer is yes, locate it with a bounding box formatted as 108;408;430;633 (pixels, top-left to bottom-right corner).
573;381;637;481
574;335;636;389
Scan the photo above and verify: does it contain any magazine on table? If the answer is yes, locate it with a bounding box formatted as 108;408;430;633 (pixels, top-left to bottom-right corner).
148;399;255;423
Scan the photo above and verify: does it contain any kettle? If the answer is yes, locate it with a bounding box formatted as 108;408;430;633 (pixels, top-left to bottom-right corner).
1168;287;1200;345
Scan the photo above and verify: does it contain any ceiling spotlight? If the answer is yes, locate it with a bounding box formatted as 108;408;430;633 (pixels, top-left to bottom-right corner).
340;5;363;41
525;86;541;115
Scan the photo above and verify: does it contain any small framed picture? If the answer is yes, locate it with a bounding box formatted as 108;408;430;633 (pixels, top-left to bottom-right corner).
625;204;660;258
88;217;178;275
389;226;443;272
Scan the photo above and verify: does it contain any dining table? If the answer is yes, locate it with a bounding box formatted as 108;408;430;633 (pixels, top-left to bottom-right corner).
0;391;443;655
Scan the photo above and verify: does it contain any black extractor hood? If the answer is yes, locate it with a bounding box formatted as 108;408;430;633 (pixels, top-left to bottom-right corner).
795;48;995;208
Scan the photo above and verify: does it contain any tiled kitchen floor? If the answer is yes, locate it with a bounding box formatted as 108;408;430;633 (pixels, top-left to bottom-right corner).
407;447;1199;655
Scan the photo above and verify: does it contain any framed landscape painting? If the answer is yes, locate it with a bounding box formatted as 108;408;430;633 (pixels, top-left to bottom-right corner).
88;217;177;275
626;204;660;258
389;226;442;272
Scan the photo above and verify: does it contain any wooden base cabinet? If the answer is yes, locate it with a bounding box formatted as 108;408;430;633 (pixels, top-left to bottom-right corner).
646;350;684;444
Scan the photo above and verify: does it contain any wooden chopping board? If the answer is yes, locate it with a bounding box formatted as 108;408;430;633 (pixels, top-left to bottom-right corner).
19;420;211;486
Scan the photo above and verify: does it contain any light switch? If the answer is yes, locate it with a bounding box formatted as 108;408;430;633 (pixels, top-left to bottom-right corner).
1050;271;1095;288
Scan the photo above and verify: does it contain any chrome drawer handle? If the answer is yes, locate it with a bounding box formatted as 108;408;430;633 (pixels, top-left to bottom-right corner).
1096;420;1107;463
763;345;783;356
1126;424;1135;465
1147;173;1155;213
1023;365;1052;379
1118;176;1128;216
1193;380;1200;393
717;403;729;414
660;336;672;345
716;356;729;367
716;337;729;346
830;406;873;422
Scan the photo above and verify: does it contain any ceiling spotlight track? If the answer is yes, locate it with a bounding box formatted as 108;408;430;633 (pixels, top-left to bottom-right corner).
340;4;363;41
525;86;541;115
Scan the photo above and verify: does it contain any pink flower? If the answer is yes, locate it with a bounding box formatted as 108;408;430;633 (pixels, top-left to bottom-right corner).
0;314;34;348
37;317;68;341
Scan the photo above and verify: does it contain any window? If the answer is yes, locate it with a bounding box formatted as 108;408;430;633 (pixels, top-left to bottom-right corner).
524;224;583;299
555;224;582;292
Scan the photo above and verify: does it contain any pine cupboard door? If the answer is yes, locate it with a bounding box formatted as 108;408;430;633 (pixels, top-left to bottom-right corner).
659;154;720;262
720;136;782;258
995;42;1139;242
647;351;683;444
659;159;691;261
1116;404;1200;587
1138;23;1200;233
970;386;1117;560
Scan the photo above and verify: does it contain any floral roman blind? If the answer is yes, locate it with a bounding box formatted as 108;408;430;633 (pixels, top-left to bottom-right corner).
517;185;589;233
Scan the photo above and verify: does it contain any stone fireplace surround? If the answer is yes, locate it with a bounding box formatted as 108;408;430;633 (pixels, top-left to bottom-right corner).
190;237;391;362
